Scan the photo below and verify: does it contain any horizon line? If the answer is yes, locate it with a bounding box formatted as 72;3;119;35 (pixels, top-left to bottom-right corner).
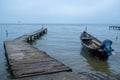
0;23;120;25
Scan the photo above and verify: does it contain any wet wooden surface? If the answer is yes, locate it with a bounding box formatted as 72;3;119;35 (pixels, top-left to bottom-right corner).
4;28;72;78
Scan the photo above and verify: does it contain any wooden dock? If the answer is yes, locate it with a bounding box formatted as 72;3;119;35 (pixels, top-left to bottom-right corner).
109;26;120;30
4;28;72;78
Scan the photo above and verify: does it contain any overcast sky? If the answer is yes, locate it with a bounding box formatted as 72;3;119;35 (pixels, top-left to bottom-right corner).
0;0;120;24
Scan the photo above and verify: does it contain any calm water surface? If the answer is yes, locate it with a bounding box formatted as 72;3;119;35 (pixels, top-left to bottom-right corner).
0;24;120;80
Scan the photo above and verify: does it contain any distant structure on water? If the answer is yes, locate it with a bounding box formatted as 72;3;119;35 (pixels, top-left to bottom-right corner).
109;26;120;30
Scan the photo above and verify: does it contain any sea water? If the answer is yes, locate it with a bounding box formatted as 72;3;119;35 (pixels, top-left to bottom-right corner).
0;24;120;80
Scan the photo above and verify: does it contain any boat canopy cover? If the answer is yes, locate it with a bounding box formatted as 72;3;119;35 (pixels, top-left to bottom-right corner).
100;39;113;56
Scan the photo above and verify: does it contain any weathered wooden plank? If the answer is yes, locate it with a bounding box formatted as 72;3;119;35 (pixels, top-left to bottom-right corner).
10;58;55;65
4;28;72;78
11;60;62;70
13;65;71;78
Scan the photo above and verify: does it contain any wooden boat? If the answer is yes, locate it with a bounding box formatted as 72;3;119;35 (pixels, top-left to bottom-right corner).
80;31;109;60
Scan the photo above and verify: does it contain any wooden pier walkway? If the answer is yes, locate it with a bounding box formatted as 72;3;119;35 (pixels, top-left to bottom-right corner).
109;26;120;30
4;28;72;78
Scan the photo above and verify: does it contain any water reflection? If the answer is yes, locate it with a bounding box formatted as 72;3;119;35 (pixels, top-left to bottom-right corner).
80;48;112;74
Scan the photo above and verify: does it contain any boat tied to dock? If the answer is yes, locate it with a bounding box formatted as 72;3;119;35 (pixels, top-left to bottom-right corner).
80;31;114;60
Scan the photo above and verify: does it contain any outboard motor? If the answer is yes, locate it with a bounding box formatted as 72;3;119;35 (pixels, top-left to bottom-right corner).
100;39;113;56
